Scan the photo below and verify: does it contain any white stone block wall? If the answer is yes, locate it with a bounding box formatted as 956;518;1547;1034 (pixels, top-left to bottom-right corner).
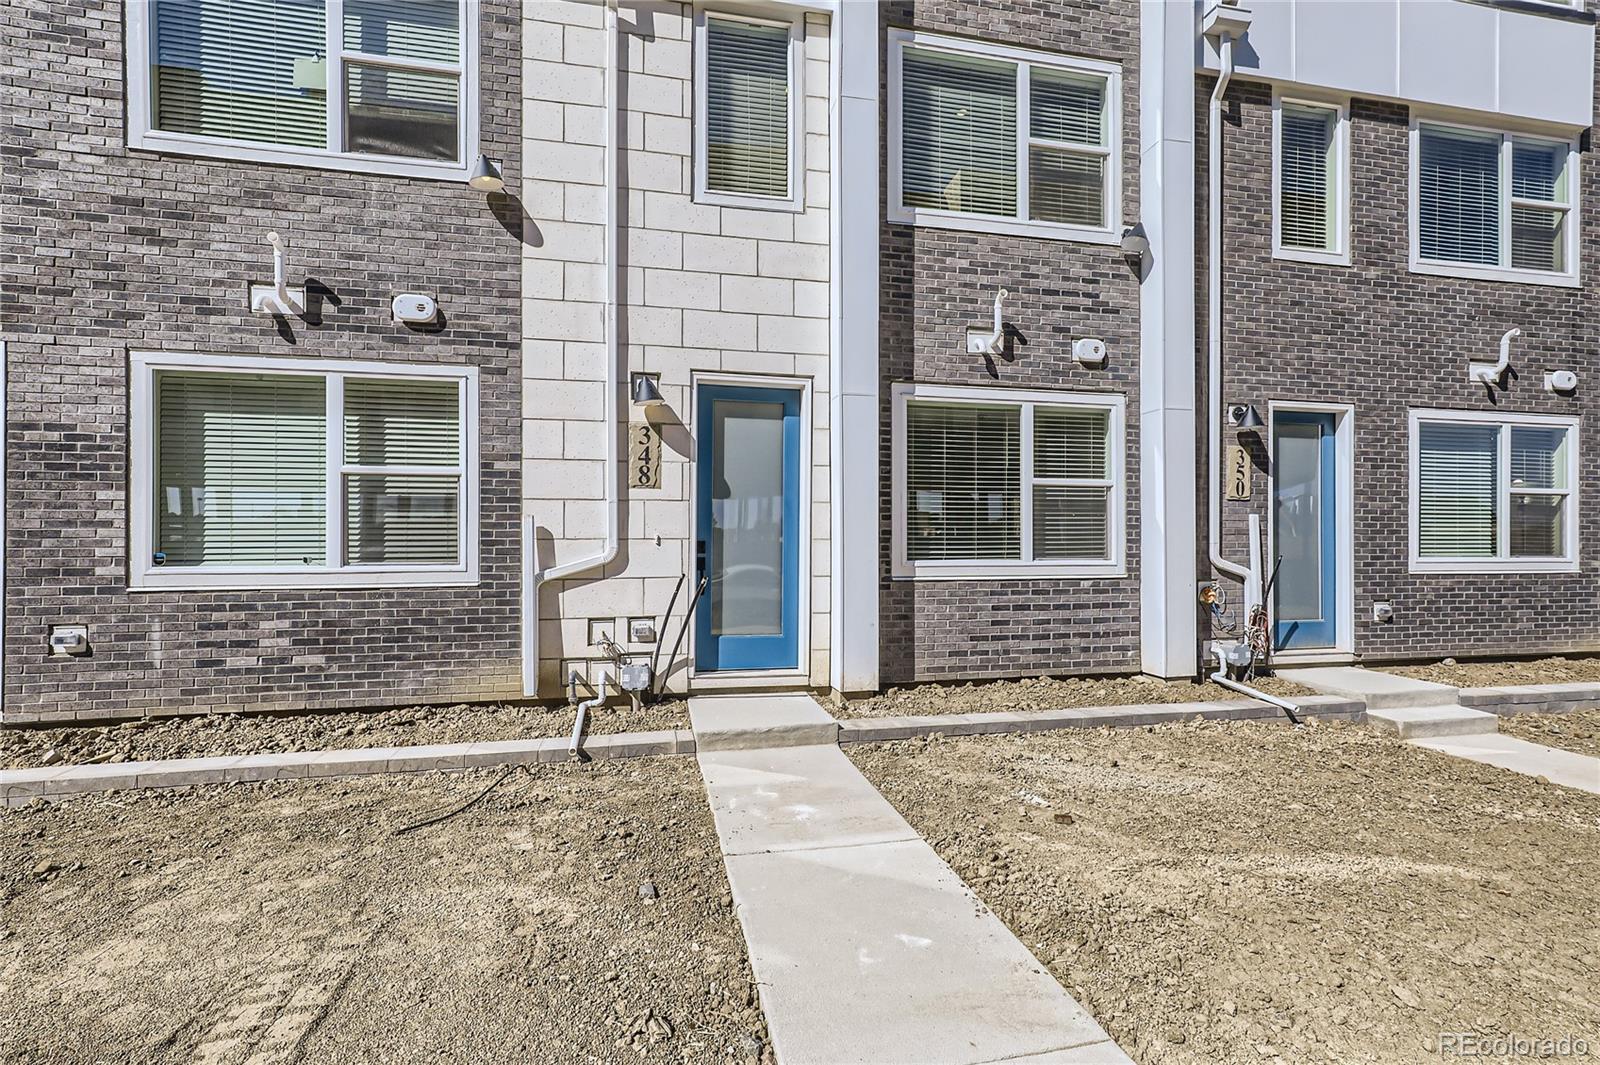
522;0;833;696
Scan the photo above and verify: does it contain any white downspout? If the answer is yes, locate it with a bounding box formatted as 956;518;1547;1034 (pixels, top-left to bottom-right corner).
522;0;622;698
1207;31;1250;588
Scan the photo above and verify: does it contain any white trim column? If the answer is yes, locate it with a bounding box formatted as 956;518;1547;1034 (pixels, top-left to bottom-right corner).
1137;0;1199;678
828;0;880;693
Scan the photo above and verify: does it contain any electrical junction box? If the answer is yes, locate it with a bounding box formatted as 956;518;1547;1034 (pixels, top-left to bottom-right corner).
392;293;438;325
628;617;657;643
619;663;653;692
49;624;89;656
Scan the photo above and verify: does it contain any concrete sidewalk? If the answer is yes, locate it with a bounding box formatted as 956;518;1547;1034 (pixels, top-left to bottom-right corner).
1410;732;1600;794
690;695;1132;1065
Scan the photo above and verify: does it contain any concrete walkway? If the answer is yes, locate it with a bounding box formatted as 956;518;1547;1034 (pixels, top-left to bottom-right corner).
1411;732;1600;794
689;694;1132;1065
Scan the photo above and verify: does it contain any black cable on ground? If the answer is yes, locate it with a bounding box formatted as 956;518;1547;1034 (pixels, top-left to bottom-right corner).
392;765;523;837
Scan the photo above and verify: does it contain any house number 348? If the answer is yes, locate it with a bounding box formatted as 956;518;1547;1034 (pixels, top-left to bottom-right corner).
629;421;662;489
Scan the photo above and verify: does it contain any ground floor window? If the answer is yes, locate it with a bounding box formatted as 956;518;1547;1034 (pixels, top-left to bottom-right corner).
1410;409;1577;573
130;352;478;589
891;383;1125;579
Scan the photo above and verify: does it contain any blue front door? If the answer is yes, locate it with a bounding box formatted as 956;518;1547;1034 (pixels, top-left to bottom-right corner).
1273;411;1337;650
695;385;801;672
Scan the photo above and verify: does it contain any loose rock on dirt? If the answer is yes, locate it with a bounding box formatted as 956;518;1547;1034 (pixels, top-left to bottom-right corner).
838;673;1313;719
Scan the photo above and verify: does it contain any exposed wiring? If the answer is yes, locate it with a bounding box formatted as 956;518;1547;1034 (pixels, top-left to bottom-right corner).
392;765;525;836
654;575;708;697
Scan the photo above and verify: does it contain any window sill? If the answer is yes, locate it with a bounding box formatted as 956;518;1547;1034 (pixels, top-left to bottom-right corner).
128;131;472;184
693;188;805;214
887;206;1120;246
1408;558;1579;575
1409;259;1580;289
1273;246;1352;268
128;567;480;592
891;563;1126;581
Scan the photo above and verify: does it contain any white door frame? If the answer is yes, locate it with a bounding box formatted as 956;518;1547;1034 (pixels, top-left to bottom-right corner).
686;371;813;690
1266;401;1355;662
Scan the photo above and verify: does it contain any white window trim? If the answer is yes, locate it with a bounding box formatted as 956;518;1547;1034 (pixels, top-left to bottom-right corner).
891;382;1126;580
1271;91;1351;267
1407;407;1579;575
886;29;1122;245
1407;115;1581;288
692;6;806;212
129;351;480;591
125;0;481;182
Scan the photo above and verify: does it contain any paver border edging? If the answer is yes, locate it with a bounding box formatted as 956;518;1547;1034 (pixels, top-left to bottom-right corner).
3;694;1364;806
1456;683;1600;716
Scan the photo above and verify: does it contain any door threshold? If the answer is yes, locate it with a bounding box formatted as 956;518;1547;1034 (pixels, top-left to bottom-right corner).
1270;650;1355;667
690;669;812;692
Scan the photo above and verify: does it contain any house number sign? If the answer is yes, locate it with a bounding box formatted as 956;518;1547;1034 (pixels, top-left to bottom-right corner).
1226;444;1251;501
629;421;661;489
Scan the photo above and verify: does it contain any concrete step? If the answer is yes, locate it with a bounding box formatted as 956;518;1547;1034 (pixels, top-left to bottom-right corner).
688;693;839;752
1279;666;1460;710
1365;704;1499;739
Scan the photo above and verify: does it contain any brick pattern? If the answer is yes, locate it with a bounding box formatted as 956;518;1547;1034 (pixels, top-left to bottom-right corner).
876;0;1144;685
521;1;834;695
0;0;524;721
1202;75;1600;662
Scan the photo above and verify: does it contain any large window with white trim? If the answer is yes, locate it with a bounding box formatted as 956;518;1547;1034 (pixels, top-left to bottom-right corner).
131;353;478;589
127;0;477;180
1411;119;1579;286
892;384;1125;578
1410;410;1578;573
888;30;1121;243
693;8;803;210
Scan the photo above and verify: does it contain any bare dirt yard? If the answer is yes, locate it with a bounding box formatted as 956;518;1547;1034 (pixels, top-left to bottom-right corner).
1500;708;1600;760
838;673;1313;719
0;758;769;1065
849;720;1600;1065
1;699;688;771
1387;655;1600;688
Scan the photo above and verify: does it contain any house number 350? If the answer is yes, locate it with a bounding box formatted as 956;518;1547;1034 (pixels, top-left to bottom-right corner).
629;421;662;489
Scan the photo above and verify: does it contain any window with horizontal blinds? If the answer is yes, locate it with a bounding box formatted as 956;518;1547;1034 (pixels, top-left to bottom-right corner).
1509;425;1569;558
152;0;329;148
344;378;461;565
900;47;1018;218
905;403;1021;561
1418;126;1500;267
898;392;1120;573
343;0;459;63
1279;104;1336;252
1029;69;1104;227
704;16;792;199
155;371;328;566
1510;139;1570;273
1417;422;1498;558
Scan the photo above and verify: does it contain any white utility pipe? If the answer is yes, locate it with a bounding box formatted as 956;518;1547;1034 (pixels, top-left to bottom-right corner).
1471;327;1522;384
1206;32;1249;587
266;232;290;308
569;671;609;759
522;0;622;698
1209;649;1304;724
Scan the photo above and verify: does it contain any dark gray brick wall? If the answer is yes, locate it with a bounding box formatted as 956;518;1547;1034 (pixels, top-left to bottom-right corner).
877;1;1143;685
1;0;524;721
1201;72;1600;663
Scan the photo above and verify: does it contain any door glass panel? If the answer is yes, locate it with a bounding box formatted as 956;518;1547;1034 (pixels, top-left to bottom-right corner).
709;399;785;637
1274;422;1322;622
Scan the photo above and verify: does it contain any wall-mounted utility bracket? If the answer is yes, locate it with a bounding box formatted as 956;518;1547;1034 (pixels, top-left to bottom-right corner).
966;288;1009;355
248;231;307;316
1469;327;1521;386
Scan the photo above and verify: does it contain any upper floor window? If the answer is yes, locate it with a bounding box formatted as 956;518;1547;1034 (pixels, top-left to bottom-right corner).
694;8;803;211
1410;410;1578;574
891;384;1126;579
127;0;478;182
888;30;1122;244
1273;95;1349;265
1410;119;1579;287
129;352;479;590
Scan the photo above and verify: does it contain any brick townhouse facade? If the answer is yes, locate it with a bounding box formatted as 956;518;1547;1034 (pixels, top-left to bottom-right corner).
2;0;1597;724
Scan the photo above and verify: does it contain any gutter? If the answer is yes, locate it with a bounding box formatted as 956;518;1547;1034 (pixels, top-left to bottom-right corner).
522;0;622;698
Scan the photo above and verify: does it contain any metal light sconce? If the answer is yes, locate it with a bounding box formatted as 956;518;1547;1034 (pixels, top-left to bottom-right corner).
1228;403;1264;430
630;372;665;408
1120;223;1151;269
467;154;505;193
